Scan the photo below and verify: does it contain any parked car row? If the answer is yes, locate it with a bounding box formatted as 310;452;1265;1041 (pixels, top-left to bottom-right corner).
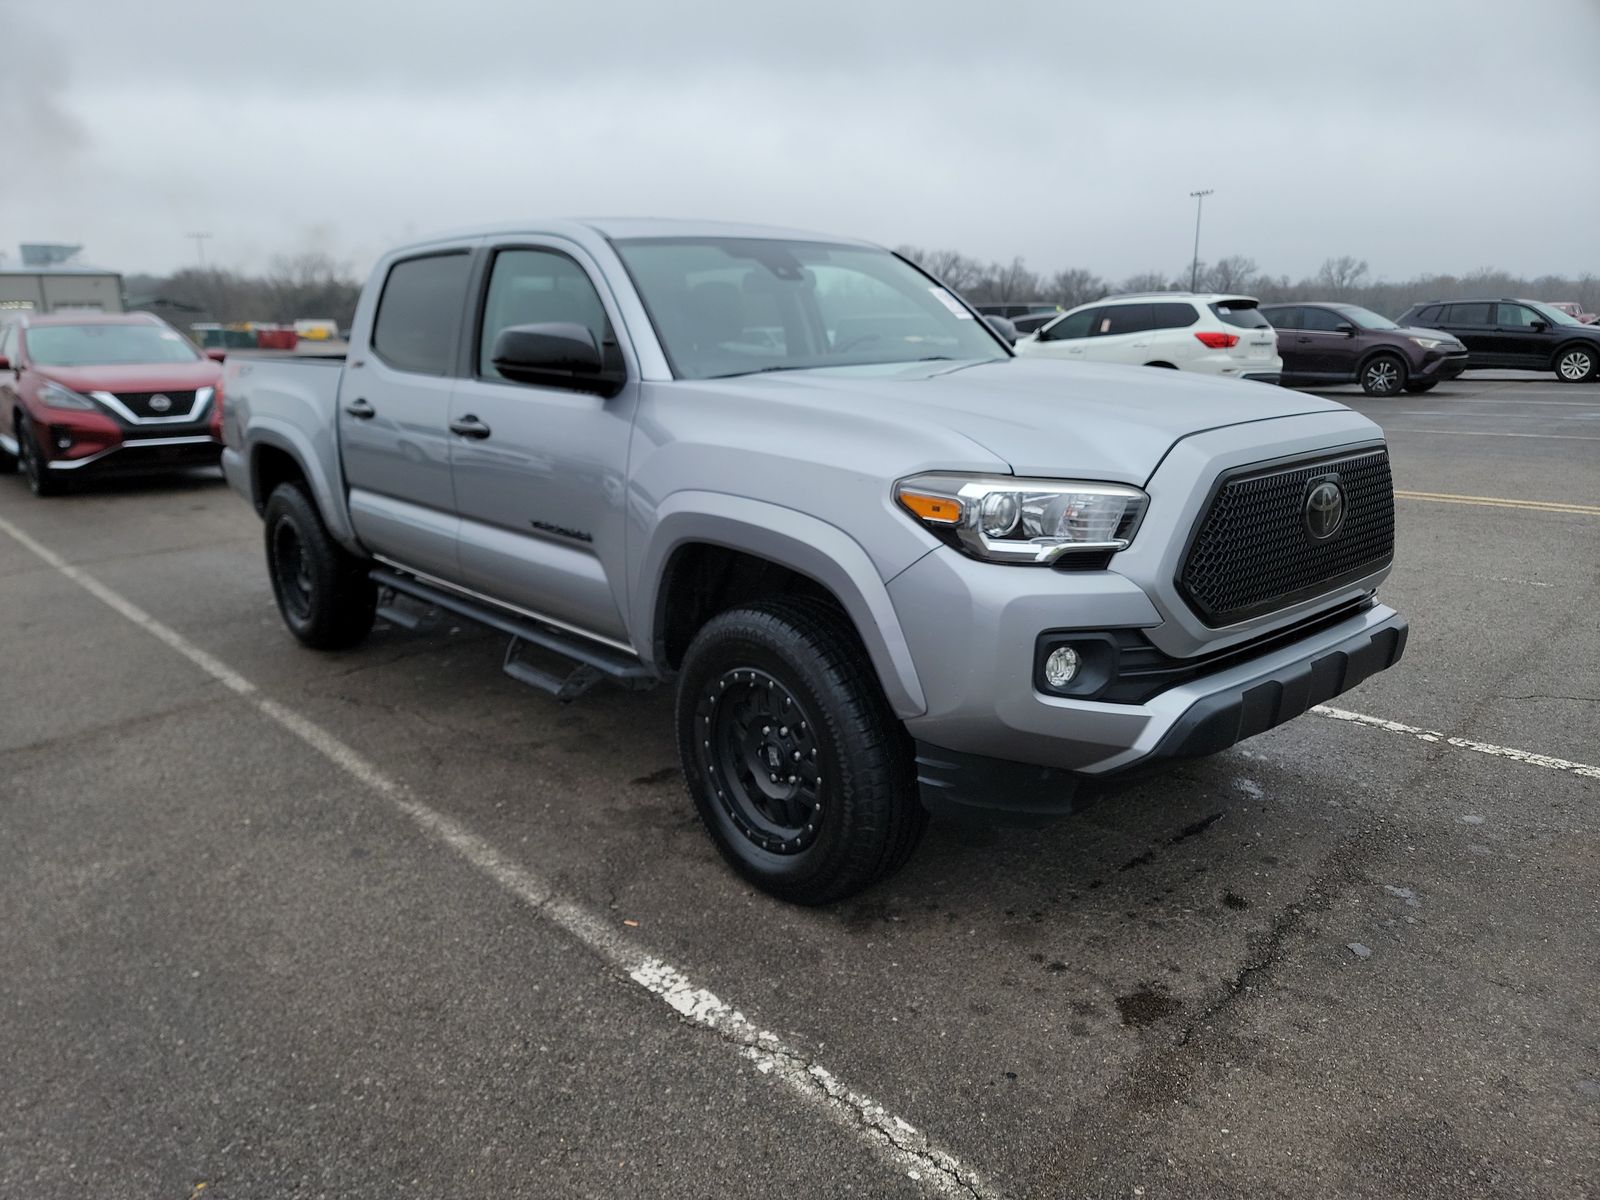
1000;289;1599;392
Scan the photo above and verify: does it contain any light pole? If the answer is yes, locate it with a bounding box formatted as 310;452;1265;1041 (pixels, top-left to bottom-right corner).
1188;189;1213;292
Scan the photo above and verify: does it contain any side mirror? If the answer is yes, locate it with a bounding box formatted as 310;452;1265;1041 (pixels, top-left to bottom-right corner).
1336;322;1357;337
1530;320;1549;332
490;322;622;395
204;348;228;363
0;355;10;371
985;315;1019;345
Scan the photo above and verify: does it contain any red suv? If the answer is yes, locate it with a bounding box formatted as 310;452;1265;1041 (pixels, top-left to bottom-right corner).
0;312;225;496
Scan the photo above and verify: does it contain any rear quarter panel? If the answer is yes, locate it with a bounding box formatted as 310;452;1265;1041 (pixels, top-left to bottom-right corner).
225;356;359;550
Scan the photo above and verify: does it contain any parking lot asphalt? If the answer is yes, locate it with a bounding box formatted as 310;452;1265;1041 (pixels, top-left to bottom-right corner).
2;375;1596;1199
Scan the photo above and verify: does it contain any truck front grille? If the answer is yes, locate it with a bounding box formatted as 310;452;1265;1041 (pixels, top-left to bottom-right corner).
1178;448;1394;626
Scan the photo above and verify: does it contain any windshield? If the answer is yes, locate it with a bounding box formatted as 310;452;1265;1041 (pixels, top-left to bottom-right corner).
1529;301;1581;326
613;237;1008;380
1342;306;1400;331
26;323;202;367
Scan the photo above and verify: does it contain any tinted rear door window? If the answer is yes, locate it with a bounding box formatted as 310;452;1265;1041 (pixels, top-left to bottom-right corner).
1210;300;1270;329
1495;303;1543;327
371;252;473;375
1149;302;1198;329
1443;303;1492;325
1094;304;1153;335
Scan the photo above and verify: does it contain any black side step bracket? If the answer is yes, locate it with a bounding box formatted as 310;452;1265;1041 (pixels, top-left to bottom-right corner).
369;567;656;702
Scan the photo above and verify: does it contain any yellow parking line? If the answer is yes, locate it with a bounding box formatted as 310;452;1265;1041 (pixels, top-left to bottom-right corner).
1394;489;1600;515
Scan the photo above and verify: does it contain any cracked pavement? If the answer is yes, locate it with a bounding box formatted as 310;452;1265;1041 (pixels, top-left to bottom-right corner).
1;377;1596;1198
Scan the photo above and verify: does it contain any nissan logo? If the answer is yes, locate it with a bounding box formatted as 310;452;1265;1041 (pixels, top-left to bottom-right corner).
1304;478;1346;540
148;393;173;413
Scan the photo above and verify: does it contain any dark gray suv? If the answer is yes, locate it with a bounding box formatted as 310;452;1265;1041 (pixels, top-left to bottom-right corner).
1395;299;1600;383
1263;302;1468;396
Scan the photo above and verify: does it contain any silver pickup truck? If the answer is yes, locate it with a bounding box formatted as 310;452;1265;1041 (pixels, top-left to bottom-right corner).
221;219;1407;904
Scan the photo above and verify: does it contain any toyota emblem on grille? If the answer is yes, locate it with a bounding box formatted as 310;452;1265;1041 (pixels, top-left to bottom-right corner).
148;393;173;413
1303;478;1346;540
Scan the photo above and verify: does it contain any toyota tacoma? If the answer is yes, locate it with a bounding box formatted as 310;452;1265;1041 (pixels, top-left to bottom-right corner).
220;219;1407;904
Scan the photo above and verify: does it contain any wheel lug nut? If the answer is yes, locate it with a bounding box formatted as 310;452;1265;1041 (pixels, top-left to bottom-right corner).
792;751;801;761
762;726;770;735
779;726;788;736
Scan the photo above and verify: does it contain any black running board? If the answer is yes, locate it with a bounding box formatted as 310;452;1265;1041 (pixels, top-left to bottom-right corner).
369;567;656;701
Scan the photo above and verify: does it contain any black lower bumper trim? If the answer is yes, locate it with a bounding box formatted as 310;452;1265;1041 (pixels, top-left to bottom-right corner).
1108;612;1408;774
913;612;1407;823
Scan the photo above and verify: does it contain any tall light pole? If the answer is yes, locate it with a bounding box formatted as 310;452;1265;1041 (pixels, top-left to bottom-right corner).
1188;189;1213;292
186;232;212;268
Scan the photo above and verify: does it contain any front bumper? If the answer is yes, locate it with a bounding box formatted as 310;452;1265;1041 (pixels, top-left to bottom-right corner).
46;434;222;476
908;601;1406;822
1415;351;1468;381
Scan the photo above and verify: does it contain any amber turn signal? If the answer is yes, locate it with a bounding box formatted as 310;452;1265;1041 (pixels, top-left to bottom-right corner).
898;490;964;524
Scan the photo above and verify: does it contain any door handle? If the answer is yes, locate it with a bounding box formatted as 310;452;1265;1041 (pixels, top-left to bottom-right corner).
344;398;375;419
449;414;492;439
1297;337;1312;343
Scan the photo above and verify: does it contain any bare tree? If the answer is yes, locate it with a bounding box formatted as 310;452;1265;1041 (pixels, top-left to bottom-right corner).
1044;267;1107;308
1203;254;1258;294
967;257;1043;304
1118;271;1171;294
894;245;985;292
1316;255;1370;295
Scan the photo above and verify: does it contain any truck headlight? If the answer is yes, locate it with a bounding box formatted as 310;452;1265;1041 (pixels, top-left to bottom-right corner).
37;381;98;411
896;473;1148;564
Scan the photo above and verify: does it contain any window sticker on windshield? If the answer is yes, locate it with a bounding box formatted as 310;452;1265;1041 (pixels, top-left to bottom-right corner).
929;287;974;319
158;331;181;340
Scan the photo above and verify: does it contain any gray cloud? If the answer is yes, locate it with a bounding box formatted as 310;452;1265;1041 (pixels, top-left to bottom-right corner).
9;0;1599;280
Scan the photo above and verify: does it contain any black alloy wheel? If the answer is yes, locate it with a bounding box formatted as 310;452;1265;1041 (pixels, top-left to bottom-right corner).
270;518;315;624
696;667;825;856
262;482;377;650
675;599;926;905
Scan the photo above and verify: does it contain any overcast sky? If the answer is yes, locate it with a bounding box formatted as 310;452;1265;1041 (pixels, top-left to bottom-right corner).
6;0;1598;282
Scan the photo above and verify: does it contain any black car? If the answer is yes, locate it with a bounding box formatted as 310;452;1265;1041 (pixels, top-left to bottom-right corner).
1395;298;1600;383
1262;302;1469;396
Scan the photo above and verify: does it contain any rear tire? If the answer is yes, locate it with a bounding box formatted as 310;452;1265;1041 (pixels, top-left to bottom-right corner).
1403;381;1437;394
1360;354;1407;397
1554;345;1597;383
263;483;377;650
675;598;926;905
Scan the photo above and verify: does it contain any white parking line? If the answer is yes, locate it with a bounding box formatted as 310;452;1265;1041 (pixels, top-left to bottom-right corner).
0;513;996;1200
1313;706;1600;780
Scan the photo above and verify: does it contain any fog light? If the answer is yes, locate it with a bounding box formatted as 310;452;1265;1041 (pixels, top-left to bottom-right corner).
55;434;73;451
1043;645;1081;688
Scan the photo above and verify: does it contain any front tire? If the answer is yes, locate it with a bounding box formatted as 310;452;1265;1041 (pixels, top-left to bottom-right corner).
1404;381;1437;394
263;483;376;650
17;418;64;496
675;598;926;905
1554;345;1597;383
1360;354;1407;397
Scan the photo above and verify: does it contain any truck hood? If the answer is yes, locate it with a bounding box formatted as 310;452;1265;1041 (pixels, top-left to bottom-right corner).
722;357;1351;483
34;361;222;394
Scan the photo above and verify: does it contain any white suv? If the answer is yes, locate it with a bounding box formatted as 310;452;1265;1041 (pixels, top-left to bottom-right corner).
1014;293;1282;383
